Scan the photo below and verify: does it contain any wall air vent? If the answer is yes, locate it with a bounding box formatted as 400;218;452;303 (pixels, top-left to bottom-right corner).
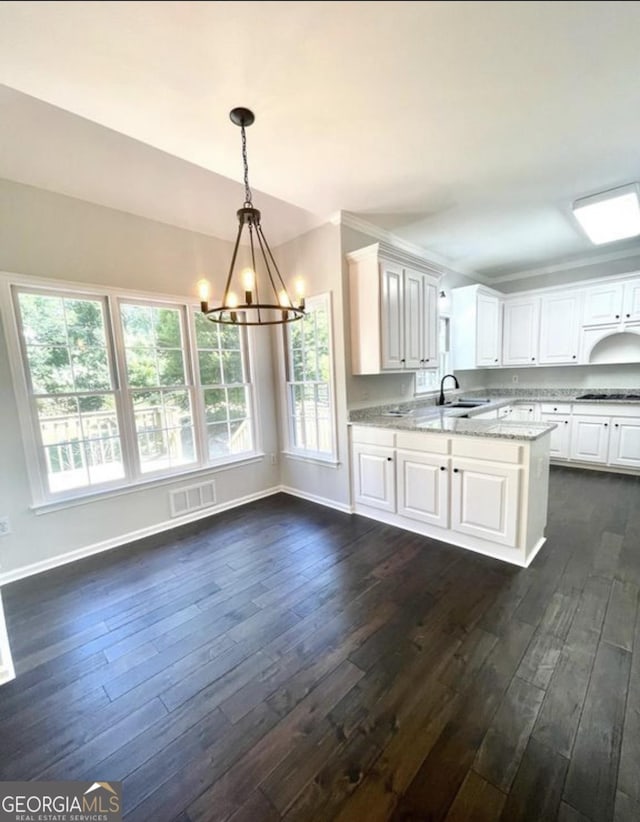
169;480;216;518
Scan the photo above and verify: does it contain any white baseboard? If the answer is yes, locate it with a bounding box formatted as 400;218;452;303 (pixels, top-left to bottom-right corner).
524;537;547;568
0;592;15;686
279;485;353;514
0;486;283;587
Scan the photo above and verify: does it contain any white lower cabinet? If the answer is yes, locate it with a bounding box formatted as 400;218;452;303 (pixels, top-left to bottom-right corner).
397;450;449;528
450;459;521;547
540;413;571;459
350;425;550;566
570;415;610;463
509;404;539;422
352;443;395;512
608;418;640;469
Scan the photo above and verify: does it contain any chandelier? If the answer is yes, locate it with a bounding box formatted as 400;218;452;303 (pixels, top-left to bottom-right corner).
198;107;305;326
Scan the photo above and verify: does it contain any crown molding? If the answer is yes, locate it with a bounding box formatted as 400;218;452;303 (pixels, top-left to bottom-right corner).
334;211;488;284
487;244;640;284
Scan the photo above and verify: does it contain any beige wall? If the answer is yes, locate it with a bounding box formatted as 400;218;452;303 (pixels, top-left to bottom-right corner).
271;222;351;508
0;179;280;579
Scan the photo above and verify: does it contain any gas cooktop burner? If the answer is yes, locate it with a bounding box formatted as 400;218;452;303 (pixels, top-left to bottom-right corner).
576;393;640;400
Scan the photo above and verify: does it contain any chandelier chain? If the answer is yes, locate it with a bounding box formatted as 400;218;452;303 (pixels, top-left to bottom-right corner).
241;125;252;207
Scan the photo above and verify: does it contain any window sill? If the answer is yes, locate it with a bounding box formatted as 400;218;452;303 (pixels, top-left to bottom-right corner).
30;453;266;515
281;450;340;468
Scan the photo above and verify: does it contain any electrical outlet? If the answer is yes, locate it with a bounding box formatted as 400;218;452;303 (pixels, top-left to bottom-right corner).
512;375;519;383
0;517;10;537
270;454;278;466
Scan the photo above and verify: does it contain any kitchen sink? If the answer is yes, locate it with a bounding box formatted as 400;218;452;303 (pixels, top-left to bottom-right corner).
444;401;486;408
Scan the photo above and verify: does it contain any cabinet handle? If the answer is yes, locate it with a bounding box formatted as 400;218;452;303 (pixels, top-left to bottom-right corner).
453;467;459;473
440;466;446;471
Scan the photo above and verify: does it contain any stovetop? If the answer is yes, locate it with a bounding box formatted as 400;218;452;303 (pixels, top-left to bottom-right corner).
576;393;640;400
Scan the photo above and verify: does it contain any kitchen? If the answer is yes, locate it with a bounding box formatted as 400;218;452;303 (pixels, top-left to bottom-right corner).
0;3;639;821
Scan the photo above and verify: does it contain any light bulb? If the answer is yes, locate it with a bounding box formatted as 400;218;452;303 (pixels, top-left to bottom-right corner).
278;290;291;308
294;278;305;298
241;268;255;291
226;292;239;309
197;279;210;312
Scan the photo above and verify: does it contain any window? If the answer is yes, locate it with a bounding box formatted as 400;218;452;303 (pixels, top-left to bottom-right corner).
120;302;196;474
17;291;124;493
284;293;336;459
10;282;257;503
415;315;450;394
193;313;253;459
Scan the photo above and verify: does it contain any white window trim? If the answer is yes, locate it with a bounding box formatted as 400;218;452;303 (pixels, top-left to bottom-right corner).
280;291;338;462
0;271;259;506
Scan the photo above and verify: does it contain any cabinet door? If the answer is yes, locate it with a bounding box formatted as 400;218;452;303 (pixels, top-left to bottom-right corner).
476;292;502;367
608;418;640;468
582;283;624;325
570;415;610;463
539;292;580;364
380;263;404;370
421;280;438;367
540;413;571;458
403;269;423;369
450;459;521;547
623;279;640;322
502;298;540;366
397;450;449;527
352;444;395;511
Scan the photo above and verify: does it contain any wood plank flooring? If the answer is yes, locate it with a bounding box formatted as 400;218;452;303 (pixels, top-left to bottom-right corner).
1;465;639;821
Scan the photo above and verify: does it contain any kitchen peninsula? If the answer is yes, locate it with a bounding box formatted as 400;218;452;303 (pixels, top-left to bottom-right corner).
349;399;555;567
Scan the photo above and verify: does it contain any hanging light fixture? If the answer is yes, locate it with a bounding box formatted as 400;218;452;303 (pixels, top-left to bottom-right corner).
198;107;305;326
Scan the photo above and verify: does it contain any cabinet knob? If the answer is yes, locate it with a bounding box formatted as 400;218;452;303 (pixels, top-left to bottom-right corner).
532;357;535;361
440;466;446;471
453;467;459;473
494;358;498;363
425;358;429;362
615;423;619;428
616;314;620;319
387;457;393;461
564;421;568;425
626;314;631;318
401;359;406;364
553;407;558;411
604;423;608;427
572;355;576;359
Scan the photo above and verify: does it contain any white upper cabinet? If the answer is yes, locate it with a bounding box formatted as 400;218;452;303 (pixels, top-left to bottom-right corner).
476;292;502;367
539;291;580;365
380;262;404;370
623;279;640;322
502;297;540;366
451;285;502;369
582;277;640;325
348;243;440;374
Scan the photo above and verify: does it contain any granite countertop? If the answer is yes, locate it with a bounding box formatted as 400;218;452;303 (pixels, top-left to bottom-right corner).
348;387;640;442
349;404;555;441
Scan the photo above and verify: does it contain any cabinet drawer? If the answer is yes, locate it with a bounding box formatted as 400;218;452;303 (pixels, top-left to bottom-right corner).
452;437;523;464
351;426;395;447
540;402;571;414
395;431;449;454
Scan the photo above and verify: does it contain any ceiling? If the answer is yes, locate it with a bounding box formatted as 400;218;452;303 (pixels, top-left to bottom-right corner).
2;1;640;279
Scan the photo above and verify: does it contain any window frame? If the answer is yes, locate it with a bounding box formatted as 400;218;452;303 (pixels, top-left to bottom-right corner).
1;273;259;507
282;292;337;463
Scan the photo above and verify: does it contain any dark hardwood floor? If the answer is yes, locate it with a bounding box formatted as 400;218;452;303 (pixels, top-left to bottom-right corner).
1;466;639;821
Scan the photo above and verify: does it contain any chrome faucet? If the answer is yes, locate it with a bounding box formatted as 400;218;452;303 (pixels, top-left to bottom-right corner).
438;373;459;406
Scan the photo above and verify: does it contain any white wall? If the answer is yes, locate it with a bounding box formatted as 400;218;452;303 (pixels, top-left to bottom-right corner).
478;363;640;389
0;179;281;579
270;223;351;509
